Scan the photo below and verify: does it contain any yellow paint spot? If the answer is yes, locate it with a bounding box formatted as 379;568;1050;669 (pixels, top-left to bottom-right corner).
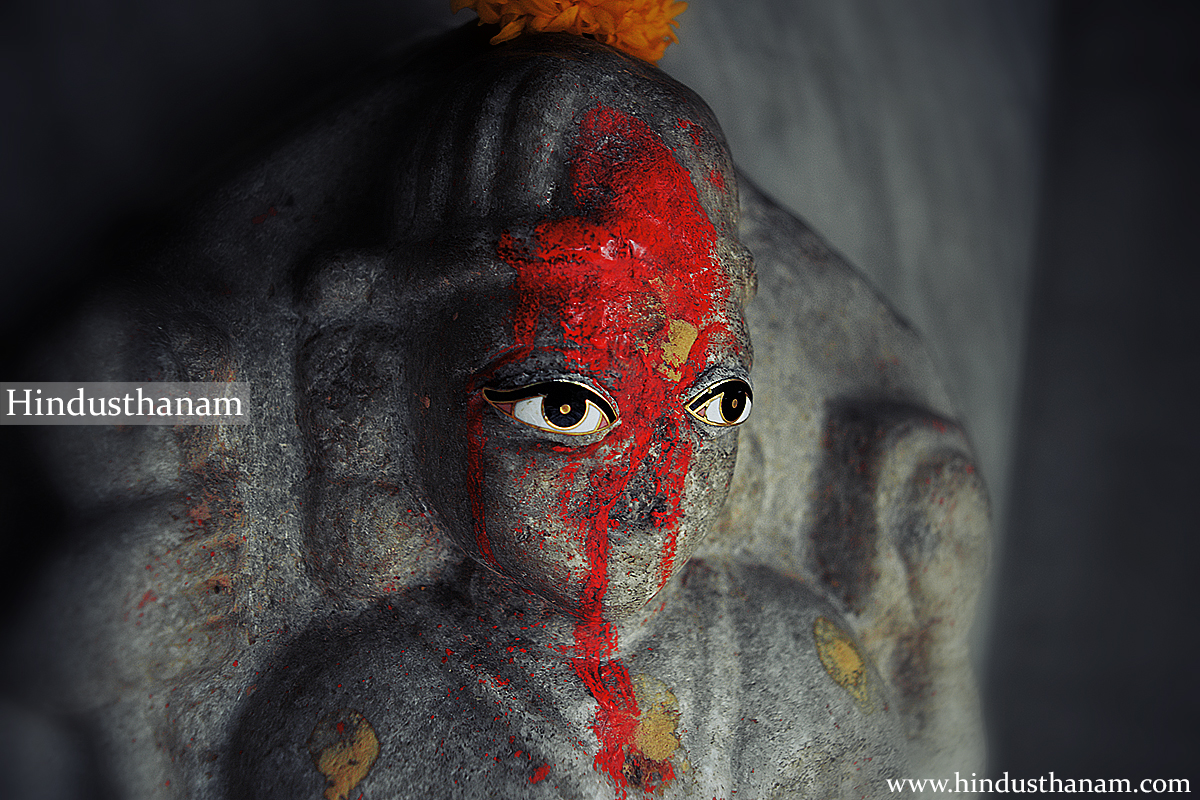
813;617;874;713
307;708;380;800
658;320;698;381
633;674;681;761
635;706;678;761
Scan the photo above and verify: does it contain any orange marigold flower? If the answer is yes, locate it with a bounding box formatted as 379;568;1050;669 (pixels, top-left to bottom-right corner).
450;0;687;64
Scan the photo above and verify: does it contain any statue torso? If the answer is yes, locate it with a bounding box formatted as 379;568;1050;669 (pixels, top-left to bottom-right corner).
230;558;909;800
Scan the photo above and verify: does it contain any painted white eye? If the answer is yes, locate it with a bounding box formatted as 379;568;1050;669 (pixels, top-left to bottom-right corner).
687;379;753;427
484;381;617;436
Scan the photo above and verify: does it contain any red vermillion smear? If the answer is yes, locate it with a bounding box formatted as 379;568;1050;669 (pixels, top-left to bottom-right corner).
470;105;731;795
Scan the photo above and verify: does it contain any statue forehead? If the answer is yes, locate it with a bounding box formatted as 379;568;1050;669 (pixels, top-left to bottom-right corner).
402;103;750;322
408;231;747;336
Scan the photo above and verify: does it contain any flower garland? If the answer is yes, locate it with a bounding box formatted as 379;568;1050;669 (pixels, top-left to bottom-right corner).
450;0;687;64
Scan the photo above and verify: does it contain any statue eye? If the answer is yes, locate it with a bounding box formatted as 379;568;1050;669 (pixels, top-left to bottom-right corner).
687;379;753;427
483;381;617;436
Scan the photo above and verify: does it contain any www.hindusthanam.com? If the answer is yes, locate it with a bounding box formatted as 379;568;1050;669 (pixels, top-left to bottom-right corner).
1;383;250;425
889;774;1191;794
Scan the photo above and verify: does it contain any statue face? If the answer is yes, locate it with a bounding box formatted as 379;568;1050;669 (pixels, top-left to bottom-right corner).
417;107;750;620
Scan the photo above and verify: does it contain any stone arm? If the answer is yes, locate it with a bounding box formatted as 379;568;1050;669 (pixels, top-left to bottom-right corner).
717;177;990;775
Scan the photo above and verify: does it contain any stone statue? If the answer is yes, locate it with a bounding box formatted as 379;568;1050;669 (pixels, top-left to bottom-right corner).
5;24;988;800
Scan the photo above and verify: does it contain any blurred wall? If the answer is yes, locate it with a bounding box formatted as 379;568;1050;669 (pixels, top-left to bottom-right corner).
987;0;1199;780
661;0;1049;560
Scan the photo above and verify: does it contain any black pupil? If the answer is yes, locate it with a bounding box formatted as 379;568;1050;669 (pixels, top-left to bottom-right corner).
544;385;588;428
720;387;747;422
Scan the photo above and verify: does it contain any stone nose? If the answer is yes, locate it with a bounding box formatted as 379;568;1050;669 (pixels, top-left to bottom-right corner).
610;421;690;527
621;486;673;528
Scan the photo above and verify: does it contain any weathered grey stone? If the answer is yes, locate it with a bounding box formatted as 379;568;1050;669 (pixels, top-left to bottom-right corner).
6;27;987;800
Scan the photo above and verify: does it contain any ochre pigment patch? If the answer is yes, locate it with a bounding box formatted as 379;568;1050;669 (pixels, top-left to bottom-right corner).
813;616;875;713
635;706;679;761
307;708;380;800
623;674;681;792
658;320;699;381
633;674;681;761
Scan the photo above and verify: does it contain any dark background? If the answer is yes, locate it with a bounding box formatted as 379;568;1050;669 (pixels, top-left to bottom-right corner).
987;0;1198;781
1;0;1196;790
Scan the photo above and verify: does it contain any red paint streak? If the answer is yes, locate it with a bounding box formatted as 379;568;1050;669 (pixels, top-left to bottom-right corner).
187;502;211;526
251;206;278;224
530;762;552;784
469;106;730;795
676;118;704;149
707;168;726;191
137;590;158;610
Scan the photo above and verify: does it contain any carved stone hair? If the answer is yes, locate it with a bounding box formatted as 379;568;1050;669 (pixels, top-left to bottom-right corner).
389;30;751;296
